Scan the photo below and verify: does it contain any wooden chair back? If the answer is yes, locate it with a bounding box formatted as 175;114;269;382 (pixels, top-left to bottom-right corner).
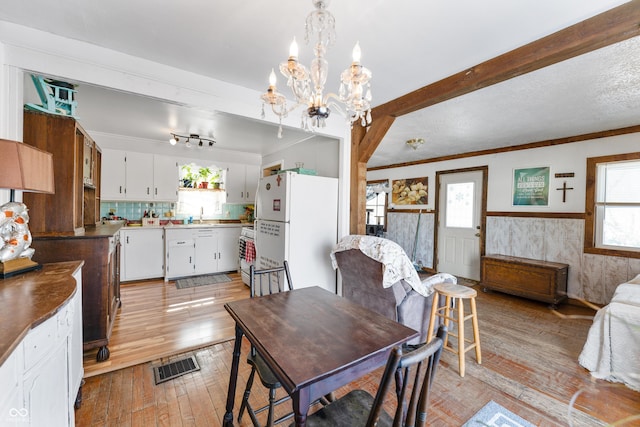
367;325;447;427
249;260;293;297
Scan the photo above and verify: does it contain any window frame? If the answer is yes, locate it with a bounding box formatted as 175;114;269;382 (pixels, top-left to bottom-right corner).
366;179;389;229
585;151;640;258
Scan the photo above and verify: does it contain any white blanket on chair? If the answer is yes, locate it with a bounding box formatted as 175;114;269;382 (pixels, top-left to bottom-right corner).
578;278;640;391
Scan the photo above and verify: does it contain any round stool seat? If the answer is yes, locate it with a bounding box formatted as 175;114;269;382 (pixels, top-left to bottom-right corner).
434;282;478;299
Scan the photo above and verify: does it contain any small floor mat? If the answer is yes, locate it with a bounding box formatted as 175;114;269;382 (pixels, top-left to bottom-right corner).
175;273;232;289
153;355;200;385
463;400;535;427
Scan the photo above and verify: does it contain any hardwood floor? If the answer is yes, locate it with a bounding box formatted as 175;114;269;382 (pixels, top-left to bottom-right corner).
78;276;640;426
83;273;249;377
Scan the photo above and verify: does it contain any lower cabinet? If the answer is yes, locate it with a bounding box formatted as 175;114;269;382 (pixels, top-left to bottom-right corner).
31;227;121;362
120;228;165;281
0;265;83;426
165;227;242;280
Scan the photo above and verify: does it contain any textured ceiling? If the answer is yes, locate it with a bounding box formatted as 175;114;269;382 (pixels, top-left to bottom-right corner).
2;0;637;167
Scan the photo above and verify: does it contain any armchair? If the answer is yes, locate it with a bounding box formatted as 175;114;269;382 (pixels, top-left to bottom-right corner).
331;235;456;345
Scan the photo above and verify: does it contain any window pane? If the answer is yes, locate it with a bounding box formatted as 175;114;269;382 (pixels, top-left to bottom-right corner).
602;160;640;203
602;206;640;248
446;182;474;228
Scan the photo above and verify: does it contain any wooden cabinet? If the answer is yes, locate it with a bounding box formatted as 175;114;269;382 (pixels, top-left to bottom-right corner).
120;228;164;281
101;149;178;201
31;227;121;361
481;254;568;307
225;164;260;203
23;110;101;234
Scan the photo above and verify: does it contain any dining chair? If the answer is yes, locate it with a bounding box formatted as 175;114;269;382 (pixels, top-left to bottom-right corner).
238;260;294;427
295;325;447;427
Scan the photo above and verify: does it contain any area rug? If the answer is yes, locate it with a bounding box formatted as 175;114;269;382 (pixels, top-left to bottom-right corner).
175;273;232;289
463;401;535;427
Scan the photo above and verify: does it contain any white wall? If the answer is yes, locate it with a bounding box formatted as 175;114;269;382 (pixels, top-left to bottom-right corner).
0;22;352;240
368;133;640;304
262;135;341;179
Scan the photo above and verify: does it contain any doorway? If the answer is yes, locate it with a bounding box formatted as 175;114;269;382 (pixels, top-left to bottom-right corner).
435;167;487;280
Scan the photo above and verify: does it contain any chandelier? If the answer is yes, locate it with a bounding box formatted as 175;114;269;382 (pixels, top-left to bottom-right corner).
169;133;216;148
406;138;425;150
261;0;372;138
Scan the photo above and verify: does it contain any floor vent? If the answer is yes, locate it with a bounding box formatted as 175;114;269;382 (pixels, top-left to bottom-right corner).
153;355;200;385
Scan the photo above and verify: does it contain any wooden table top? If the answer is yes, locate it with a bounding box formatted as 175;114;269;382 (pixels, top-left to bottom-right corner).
225;286;418;394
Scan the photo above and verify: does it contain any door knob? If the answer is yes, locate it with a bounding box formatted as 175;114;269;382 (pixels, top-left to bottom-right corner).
475;233;481;237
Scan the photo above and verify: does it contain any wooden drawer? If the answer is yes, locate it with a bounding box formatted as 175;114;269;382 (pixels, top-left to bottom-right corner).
481;254;568;307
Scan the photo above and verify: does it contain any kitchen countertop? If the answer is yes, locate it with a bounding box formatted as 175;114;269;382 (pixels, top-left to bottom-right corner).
124;221;251;229
0;261;84;366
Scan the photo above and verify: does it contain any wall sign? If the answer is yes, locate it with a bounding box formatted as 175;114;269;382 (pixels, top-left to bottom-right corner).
513;167;550;206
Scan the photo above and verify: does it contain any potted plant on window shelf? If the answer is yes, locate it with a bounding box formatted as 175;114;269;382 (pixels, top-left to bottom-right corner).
198;166;212;188
210;169;222;189
181;163;198;188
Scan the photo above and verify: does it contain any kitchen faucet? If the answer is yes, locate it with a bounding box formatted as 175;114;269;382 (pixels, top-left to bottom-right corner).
199;206;204;224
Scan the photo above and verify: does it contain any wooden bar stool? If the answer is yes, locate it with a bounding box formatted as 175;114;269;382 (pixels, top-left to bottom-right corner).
426;282;481;377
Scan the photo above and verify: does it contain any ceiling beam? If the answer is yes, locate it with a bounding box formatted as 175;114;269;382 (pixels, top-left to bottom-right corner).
349;1;640;234
375;0;640;118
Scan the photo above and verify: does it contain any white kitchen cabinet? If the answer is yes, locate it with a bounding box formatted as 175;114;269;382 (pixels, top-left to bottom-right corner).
120;228;165;281
165;226;243;280
194;228;218;275
101;148;127;200
166;229;196;279
225;164;260;203
101;149;179;201
1;266;83;426
126;151;154;200
154;155;179;200
217;227;242;272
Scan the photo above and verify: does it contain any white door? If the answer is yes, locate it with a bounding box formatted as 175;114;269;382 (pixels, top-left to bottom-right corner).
437;170;484;280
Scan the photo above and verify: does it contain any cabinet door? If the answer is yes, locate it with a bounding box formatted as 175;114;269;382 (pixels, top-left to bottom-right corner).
126;152;154;200
224;164;246;204
23;339;68;427
101;149;127;200
121;229;164;281
194;229;218;275
154;155;179;201
244;164;260;202
166;230;195;279
217;227;241;272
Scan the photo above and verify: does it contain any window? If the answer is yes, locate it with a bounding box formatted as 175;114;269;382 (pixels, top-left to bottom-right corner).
177;189;224;218
366;181;388;226
445;182;475;228
586;152;640;256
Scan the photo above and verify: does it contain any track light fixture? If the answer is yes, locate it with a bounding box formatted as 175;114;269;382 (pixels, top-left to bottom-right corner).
169;133;216;148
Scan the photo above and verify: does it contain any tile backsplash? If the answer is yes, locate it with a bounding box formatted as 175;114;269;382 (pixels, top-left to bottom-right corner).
100;201;247;221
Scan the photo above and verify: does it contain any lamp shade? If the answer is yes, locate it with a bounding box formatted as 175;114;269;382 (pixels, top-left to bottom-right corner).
0;139;54;193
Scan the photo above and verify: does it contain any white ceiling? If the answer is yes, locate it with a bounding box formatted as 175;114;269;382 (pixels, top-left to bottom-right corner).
2;0;638;167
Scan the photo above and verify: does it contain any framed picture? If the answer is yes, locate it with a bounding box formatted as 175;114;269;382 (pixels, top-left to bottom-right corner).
391;177;428;205
513;167;550;206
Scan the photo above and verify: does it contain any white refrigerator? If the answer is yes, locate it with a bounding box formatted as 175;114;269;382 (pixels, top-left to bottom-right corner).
255;171;339;293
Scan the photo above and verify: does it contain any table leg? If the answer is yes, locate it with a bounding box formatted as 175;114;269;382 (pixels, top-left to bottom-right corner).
223;325;244;427
292;388;311;427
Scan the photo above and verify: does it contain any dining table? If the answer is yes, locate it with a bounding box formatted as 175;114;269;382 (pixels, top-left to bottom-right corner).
223;286;419;427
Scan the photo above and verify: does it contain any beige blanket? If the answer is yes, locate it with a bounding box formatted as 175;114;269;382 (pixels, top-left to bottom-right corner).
578;276;640;391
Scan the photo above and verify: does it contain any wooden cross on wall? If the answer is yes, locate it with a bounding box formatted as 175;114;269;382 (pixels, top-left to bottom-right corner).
556;181;574;203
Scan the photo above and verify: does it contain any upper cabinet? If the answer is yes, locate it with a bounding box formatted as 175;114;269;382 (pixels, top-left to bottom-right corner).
225;164;260;204
23;111;101;235
101;149;179;202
